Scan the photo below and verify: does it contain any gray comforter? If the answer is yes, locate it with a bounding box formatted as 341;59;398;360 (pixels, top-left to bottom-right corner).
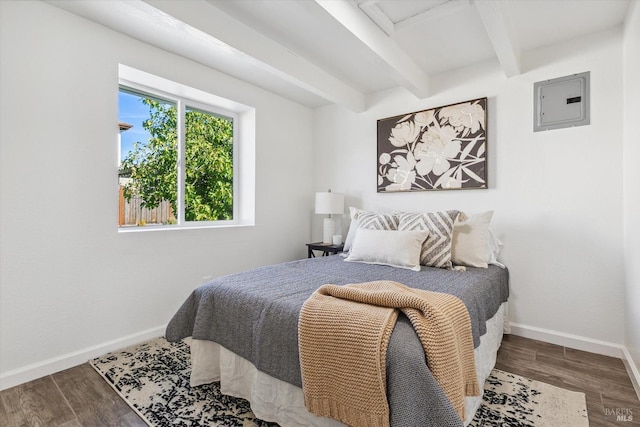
166;256;509;427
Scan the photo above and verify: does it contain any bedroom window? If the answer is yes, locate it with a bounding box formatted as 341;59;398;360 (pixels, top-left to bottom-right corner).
118;65;255;231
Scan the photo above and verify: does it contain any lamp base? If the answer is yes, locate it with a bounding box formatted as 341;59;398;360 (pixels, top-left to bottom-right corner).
323;217;335;245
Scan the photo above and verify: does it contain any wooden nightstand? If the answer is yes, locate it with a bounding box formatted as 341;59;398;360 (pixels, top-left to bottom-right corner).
306;242;344;258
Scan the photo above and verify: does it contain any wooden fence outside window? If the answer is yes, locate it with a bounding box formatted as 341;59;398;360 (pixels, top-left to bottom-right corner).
118;186;175;226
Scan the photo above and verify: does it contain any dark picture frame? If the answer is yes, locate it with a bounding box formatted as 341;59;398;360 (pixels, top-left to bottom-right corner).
377;97;487;192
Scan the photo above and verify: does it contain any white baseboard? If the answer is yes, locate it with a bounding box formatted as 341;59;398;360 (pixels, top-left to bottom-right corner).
622;347;640;400
0;325;166;391
509;322;625;358
509;322;640;400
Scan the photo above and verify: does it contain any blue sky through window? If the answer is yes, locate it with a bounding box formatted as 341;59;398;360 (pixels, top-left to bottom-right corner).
118;90;152;161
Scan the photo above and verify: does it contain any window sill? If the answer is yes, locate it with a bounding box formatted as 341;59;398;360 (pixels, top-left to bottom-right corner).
117;222;253;233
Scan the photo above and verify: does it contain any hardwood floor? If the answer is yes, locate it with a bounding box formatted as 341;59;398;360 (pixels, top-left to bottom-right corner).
0;363;146;427
495;334;640;426
1;335;638;426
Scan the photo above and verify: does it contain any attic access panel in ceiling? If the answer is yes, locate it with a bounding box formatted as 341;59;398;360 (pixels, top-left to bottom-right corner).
358;0;470;34
533;71;590;132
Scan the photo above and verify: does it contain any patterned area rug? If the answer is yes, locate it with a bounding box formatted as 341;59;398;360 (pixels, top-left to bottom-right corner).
470;370;589;426
90;337;588;427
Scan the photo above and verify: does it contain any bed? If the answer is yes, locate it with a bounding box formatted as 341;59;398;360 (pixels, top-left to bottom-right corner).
166;254;509;427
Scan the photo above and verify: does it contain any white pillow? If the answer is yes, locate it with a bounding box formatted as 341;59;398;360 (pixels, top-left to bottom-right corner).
343;207;399;252
344;228;429;271
451;211;493;268
343;207;364;252
487;229;504;267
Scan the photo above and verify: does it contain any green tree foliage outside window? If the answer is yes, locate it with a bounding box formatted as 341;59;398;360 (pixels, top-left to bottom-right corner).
121;98;234;222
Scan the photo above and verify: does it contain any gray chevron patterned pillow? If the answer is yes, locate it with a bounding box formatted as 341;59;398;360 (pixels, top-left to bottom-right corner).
397;210;464;269
356;211;399;231
344;209;399;252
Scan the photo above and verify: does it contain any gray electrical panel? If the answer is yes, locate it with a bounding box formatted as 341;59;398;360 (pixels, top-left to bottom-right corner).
533;71;590;132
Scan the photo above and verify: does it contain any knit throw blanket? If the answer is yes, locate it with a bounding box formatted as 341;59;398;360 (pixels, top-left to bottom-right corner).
298;280;480;427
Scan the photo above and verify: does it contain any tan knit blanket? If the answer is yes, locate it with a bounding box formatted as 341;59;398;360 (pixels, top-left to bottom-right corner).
298;280;480;427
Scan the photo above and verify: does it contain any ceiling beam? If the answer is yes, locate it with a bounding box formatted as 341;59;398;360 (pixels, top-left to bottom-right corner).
47;0;366;112
315;0;430;99
473;0;521;78
145;0;367;112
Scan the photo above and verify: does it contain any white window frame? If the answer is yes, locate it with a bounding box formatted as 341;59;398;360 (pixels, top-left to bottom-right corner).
118;64;255;232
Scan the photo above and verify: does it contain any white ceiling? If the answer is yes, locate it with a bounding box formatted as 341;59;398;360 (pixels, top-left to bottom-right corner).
48;0;631;111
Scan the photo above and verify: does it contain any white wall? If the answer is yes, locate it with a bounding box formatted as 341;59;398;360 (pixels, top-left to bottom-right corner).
314;28;626;349
623;0;640;382
0;1;314;388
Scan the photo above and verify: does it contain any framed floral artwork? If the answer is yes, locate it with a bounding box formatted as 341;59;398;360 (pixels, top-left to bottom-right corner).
377;97;487;192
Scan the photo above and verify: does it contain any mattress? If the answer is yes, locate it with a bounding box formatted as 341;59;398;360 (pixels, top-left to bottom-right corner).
190;302;507;426
166;255;509;426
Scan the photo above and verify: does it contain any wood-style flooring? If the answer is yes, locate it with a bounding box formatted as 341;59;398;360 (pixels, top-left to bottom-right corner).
495;334;639;426
1;335;638;426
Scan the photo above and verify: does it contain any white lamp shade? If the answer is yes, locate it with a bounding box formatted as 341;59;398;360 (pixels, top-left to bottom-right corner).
315;191;344;215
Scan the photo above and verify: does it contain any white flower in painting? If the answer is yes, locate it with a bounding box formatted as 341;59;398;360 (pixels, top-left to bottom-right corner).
428;125;458;145
414;126;461;176
442;176;462;189
388;120;420;148
386;153;416;191
413;110;435;128
379;152;391;165
439;102;485;133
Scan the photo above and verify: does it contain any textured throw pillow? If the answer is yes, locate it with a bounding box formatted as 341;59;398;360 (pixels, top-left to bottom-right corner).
343;208;399;252
356;211;399;230
397;210;465;269
344;228;429;271
451;211;494;268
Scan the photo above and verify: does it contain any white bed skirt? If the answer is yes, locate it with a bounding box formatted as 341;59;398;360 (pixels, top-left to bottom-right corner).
190;302;508;426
